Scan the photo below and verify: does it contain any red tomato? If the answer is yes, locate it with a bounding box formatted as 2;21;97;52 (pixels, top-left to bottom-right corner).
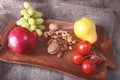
72;52;83;64
82;59;95;74
90;54;105;65
77;41;91;55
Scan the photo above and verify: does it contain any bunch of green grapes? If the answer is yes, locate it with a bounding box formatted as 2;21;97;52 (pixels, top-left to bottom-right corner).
16;2;45;37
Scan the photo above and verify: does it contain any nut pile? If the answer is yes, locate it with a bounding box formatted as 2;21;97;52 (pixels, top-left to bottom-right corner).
44;23;76;58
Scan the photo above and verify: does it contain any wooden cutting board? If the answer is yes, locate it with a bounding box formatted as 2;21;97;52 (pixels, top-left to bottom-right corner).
0;19;115;80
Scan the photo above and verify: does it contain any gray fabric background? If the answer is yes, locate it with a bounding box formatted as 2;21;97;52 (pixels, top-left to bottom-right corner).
0;0;120;80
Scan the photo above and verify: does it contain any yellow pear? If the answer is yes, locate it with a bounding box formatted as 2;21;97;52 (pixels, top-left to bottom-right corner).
74;17;97;44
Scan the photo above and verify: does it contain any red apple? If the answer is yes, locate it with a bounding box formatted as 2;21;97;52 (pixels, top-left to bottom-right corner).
8;27;38;54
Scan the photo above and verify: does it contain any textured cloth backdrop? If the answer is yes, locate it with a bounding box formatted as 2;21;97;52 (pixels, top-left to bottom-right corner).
0;0;120;80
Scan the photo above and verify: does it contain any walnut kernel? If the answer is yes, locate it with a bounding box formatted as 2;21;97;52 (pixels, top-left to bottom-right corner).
49;23;59;31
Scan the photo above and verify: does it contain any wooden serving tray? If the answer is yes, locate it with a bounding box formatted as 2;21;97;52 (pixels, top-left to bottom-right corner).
0;19;115;80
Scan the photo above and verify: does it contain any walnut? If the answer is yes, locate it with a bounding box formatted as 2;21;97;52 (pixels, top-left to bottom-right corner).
49;23;59;31
47;42;60;54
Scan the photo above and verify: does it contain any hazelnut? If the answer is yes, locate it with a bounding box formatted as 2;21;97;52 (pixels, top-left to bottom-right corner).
69;46;73;50
72;40;76;44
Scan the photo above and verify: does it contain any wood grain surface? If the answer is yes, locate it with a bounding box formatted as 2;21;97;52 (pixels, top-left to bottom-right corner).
0;19;115;80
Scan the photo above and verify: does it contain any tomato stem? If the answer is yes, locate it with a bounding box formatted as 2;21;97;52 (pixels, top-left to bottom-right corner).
83;55;91;59
96;53;107;61
90;60;95;65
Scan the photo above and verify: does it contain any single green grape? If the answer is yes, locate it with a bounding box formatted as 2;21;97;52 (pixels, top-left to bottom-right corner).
35;18;44;25
28;18;35;25
21;22;30;29
32;10;43;18
30;25;37;31
20;9;27;15
38;25;45;30
28;7;34;16
19;17;27;23
24;13;30;20
24;2;31;9
17;17;27;26
19;17;28;26
36;29;43;36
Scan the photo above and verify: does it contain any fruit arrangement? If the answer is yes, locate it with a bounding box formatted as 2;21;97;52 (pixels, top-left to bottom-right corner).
4;2;110;78
0;17;114;80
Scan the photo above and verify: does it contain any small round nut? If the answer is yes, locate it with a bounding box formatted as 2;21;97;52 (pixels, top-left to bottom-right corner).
49;23;59;31
72;40;76;44
69;46;73;50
